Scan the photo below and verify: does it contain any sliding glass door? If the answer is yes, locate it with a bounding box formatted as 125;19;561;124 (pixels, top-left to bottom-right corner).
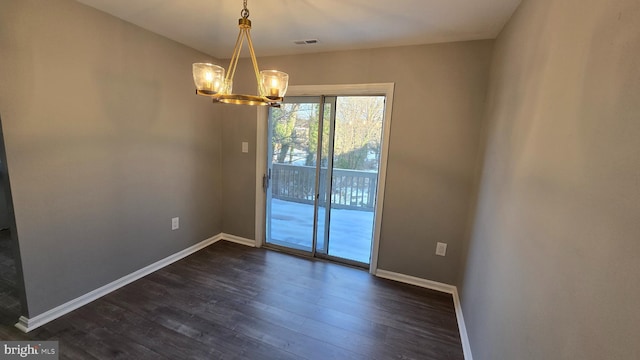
265;95;385;266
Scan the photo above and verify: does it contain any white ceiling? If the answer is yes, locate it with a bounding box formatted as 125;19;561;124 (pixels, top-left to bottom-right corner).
75;0;522;58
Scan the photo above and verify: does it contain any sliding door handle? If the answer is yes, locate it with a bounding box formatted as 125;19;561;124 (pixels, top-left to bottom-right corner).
263;169;272;193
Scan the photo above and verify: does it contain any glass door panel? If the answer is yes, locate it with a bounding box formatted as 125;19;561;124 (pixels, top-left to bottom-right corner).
266;97;322;252
326;96;385;264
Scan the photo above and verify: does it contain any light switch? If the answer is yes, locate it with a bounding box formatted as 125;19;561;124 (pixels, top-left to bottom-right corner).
242;142;249;153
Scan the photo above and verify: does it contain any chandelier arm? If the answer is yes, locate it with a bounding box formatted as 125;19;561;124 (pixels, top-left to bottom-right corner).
227;37;246;87
228;33;246;83
225;29;245;83
244;29;263;95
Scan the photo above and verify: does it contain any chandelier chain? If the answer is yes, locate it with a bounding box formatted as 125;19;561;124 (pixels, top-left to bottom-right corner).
241;0;249;18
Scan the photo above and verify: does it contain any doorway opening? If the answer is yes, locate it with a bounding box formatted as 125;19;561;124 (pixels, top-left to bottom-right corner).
0;115;25;325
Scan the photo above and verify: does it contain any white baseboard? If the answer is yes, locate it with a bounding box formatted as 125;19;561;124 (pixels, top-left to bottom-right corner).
220;233;256;247
15;234;223;333
375;269;456;294
375;269;473;360
451;287;473;360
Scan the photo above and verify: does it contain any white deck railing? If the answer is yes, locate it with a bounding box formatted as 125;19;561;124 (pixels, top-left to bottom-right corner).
271;163;377;211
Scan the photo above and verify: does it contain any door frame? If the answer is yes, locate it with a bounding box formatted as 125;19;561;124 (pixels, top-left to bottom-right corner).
255;83;395;274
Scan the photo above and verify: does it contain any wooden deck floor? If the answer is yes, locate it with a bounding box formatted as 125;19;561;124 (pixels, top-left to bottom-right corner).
0;241;464;359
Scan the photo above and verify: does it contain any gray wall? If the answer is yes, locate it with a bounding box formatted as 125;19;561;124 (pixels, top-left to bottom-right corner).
0;0;222;317
221;105;258;239
461;0;640;359
221;41;493;284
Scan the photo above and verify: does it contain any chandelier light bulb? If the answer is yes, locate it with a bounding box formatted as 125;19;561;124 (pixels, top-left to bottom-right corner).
193;63;225;95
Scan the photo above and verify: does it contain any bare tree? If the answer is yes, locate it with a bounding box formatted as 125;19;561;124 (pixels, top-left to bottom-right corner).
333;96;384;170
271;97;384;170
271;104;300;163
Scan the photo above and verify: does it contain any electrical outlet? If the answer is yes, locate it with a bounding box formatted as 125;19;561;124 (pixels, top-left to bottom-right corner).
436;242;447;256
242;142;249;153
171;217;179;230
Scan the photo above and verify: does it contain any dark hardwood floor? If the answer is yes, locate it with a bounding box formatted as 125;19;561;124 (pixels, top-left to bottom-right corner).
0;241;464;359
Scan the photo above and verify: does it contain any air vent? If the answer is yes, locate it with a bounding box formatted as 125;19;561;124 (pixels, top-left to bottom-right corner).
294;39;320;45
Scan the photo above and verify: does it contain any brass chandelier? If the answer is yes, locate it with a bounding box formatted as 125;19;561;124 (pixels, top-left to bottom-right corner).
192;0;289;107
